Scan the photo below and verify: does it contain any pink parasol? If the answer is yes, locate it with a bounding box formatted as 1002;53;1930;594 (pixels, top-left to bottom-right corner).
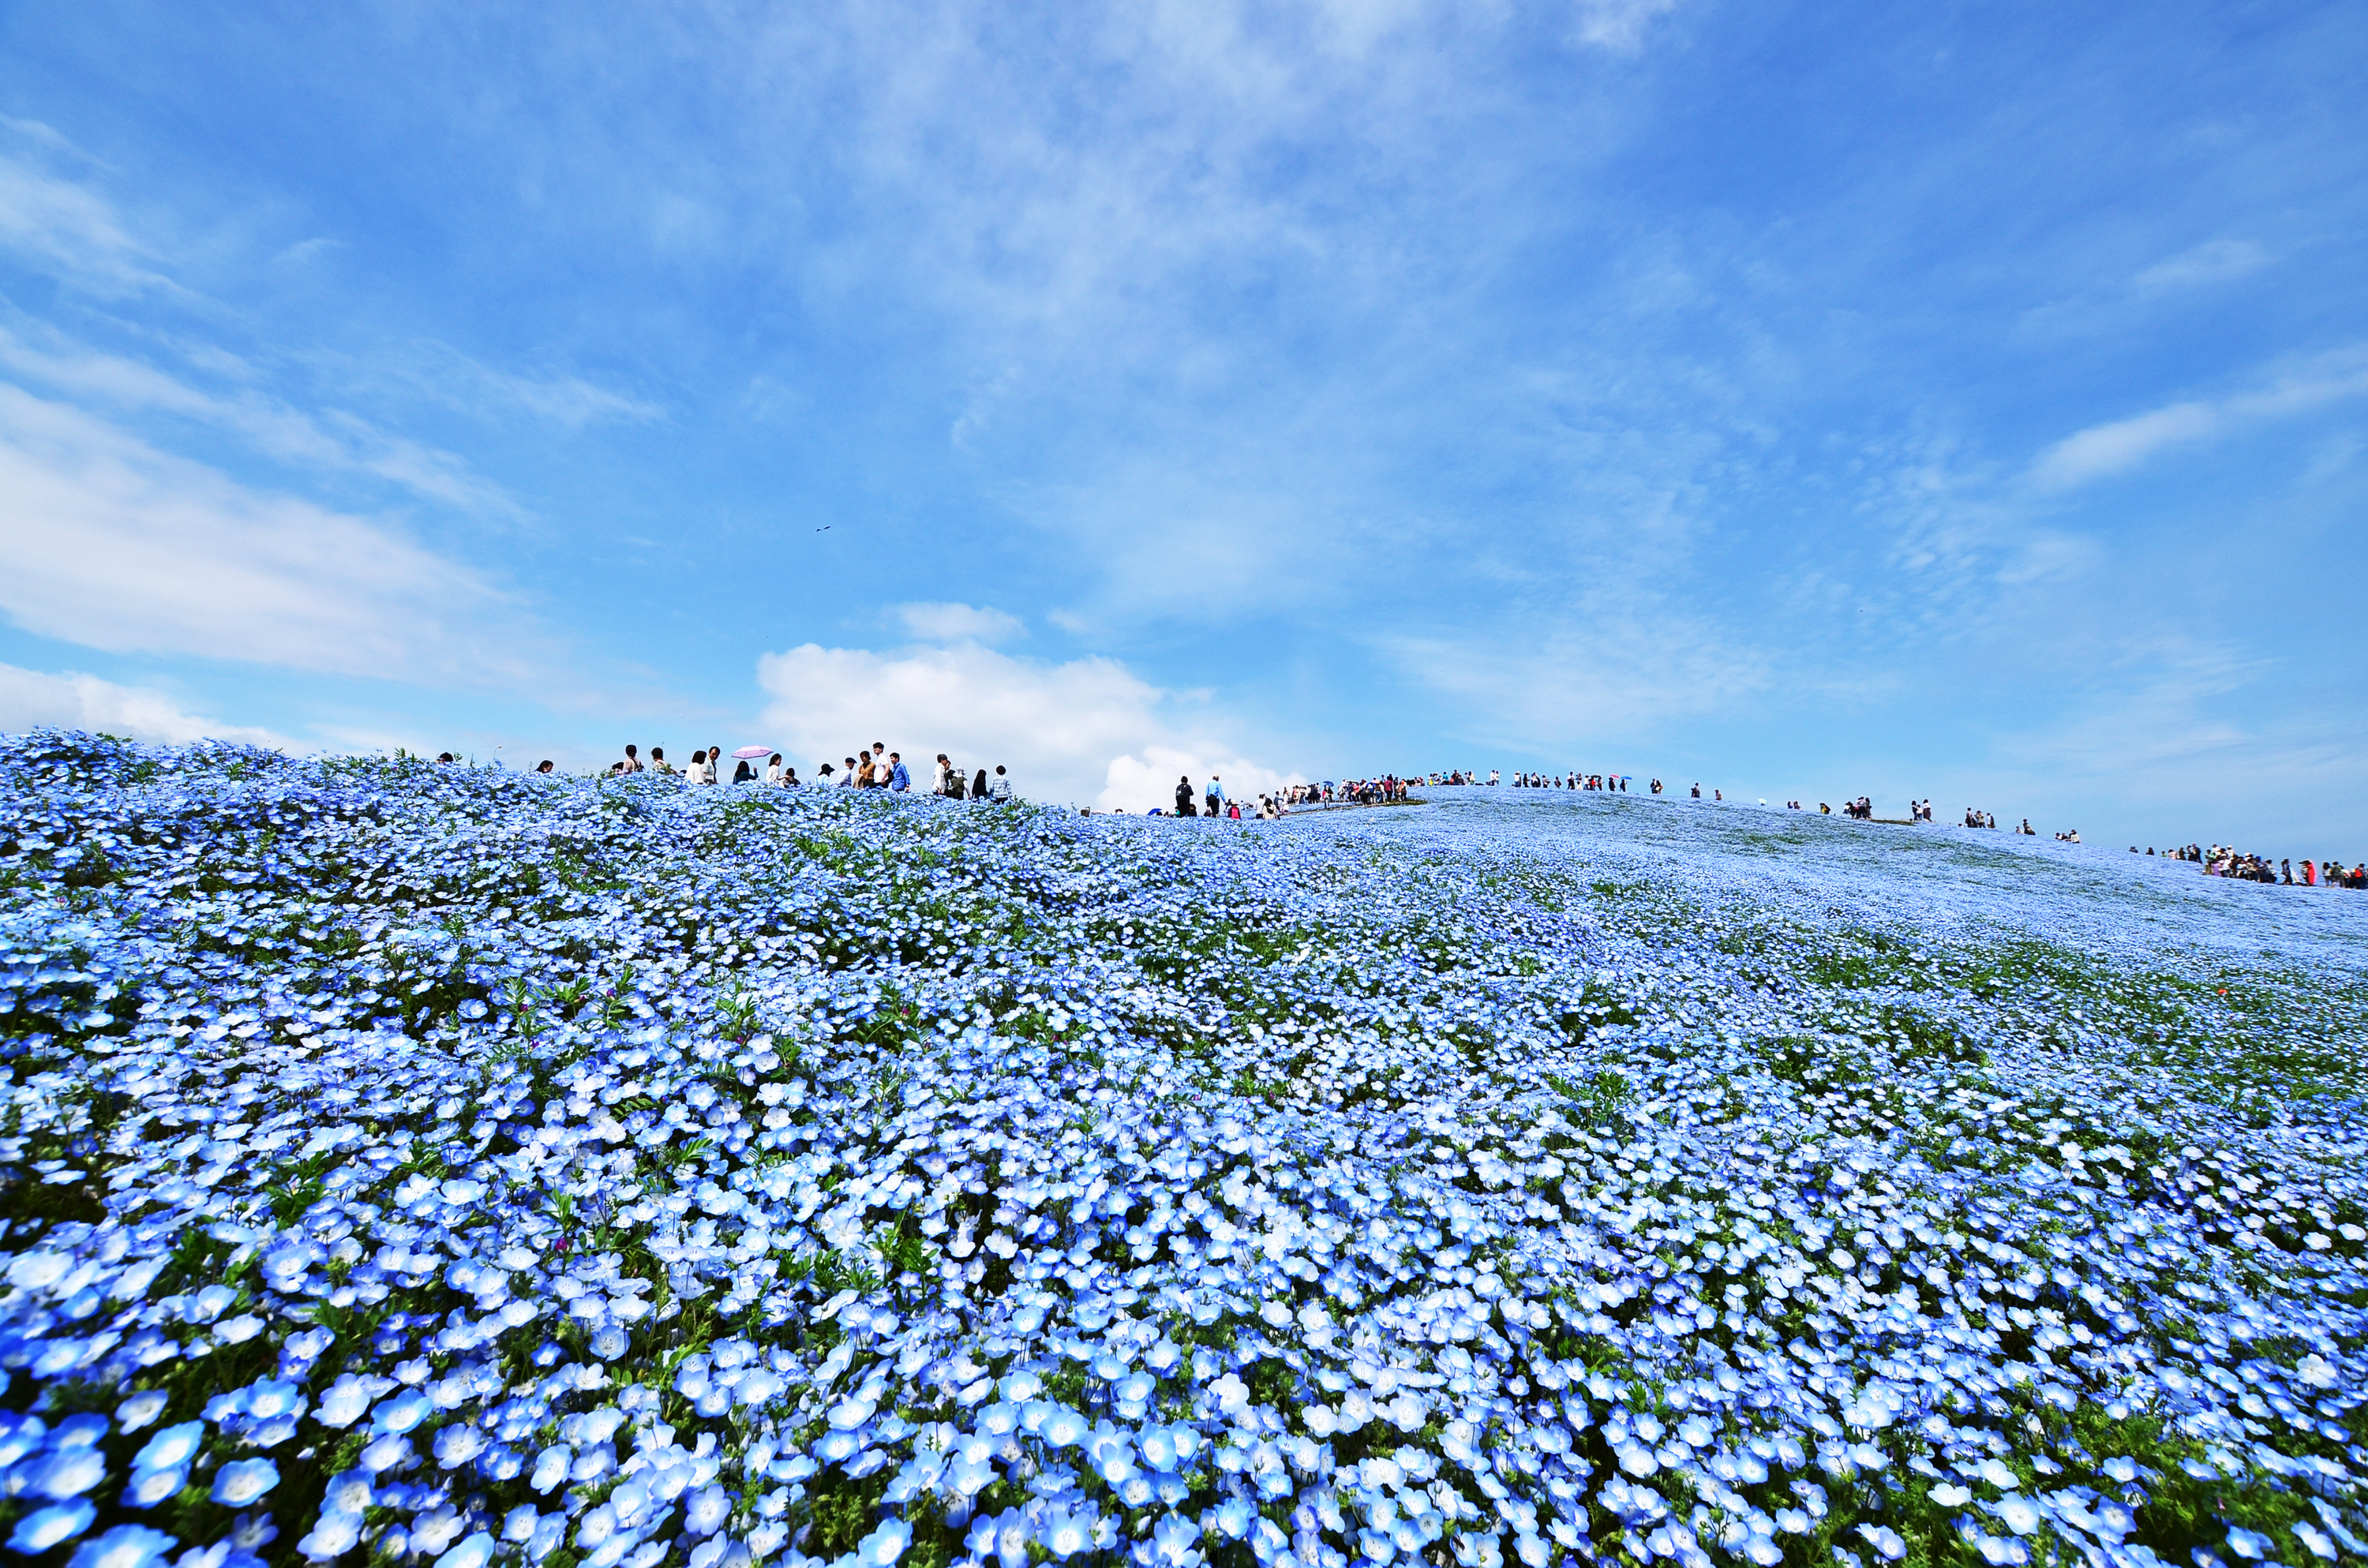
731;745;772;760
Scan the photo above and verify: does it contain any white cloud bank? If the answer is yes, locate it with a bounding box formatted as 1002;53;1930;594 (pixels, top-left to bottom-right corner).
0;384;538;687
0;663;296;750
755;636;1299;811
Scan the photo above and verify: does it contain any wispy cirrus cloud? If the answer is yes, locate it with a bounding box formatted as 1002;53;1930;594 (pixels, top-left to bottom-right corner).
0;321;528;518
0;133;178;298
304;340;665;430
895;601;1026;643
1571;0;1685;52
2133;238;2271;295
2031;345;2368;489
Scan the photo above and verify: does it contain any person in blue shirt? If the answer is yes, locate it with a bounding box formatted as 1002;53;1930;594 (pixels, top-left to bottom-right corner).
888;752;911;791
1205;775;1226;816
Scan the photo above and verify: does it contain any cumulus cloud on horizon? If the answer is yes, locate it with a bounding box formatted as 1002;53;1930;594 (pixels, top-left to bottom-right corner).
0;662;297;750
755;639;1299;810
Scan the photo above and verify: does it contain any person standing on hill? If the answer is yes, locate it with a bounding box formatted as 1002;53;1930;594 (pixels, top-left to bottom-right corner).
888;752;910;791
973;767;989;799
988;766;1014;803
1175;776;1197;816
1206;775;1226;817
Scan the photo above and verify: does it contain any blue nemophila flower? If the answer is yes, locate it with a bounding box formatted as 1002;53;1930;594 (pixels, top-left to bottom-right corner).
27;1444;110;1500
65;1524;178;1568
207;1459;279;1507
1;732;2363;1568
10;1499;97;1553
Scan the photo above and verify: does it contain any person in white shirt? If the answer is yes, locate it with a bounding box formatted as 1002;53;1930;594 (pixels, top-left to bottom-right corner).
765;754;785;784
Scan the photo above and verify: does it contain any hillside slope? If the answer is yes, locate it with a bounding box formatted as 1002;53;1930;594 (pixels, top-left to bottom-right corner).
2;734;2362;1568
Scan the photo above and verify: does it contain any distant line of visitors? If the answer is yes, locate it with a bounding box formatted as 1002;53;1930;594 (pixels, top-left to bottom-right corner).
2138;844;2365;888
605;743;1012;801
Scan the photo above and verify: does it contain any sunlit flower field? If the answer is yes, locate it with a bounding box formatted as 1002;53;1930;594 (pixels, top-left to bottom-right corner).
2;732;2362;1568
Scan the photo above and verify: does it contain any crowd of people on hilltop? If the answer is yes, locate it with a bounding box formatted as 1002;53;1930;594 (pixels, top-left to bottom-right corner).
1504;771;1632;791
2138;844;2366;887
602;741;1014;801
1143;775;1414;819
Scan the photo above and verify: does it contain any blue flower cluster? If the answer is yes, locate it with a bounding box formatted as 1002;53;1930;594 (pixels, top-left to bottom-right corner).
0;731;2361;1568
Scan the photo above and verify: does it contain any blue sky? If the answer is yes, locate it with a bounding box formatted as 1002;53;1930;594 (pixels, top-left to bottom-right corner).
1;0;2362;840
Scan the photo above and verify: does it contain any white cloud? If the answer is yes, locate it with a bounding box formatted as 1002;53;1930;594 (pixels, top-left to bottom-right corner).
0;142;174;298
1383;615;1770;750
0;663;297;750
272;237;344;267
0;384;538;686
754;640;1298;810
2030;401;2220;488
1975;637;2368;850
0;322;526;518
896;601;1026;643
1571;0;1683;51
2031;345;2368;489
308;340;665;430
2134;238;2269;294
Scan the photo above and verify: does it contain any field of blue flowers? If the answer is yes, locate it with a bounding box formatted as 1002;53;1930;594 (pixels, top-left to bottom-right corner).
2;732;2362;1568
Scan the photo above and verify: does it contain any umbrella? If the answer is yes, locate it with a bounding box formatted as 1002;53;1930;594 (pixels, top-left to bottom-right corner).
731;746;772;760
